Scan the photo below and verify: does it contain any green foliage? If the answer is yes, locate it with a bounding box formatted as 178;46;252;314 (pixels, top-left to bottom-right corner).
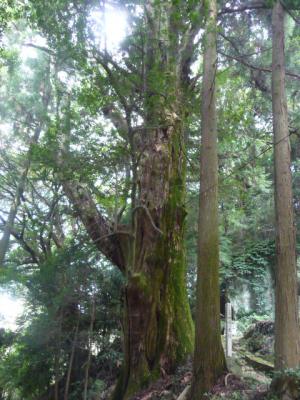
282;0;300;9
273;368;300;380
231;240;274;278
225;240;275;314
0;331;53;399
0;1;22;50
86;379;106;399
0;238;123;399
237;312;273;334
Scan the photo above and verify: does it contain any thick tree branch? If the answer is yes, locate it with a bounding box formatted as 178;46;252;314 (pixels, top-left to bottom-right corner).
178;4;203;84
218;50;300;80
92;49;135;112
62;180;127;272
219;31;272;58
102;104;129;140
281;1;300;24
218;1;267;15
0;215;39;264
23;43;55;56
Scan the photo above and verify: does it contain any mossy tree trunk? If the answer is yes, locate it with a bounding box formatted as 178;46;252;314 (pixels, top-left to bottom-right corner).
190;1;226;398
271;0;300;380
118;116;194;399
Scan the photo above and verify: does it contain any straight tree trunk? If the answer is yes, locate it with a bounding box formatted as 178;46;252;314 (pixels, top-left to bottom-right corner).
191;1;226;398
272;0;300;373
54;353;59;400
64;317;79;400
83;297;96;400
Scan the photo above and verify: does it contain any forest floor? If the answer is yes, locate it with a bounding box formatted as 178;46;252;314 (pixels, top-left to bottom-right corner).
101;335;273;400
127;349;271;400
99;321;276;399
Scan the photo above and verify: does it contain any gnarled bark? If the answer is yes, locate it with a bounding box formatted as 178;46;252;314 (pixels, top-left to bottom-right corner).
118;118;194;399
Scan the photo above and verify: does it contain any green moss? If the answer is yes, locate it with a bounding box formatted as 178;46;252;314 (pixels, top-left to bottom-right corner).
124;360;151;400
153;119;194;364
130;272;151;296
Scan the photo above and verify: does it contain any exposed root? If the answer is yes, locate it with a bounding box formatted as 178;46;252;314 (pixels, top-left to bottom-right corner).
224;373;234;387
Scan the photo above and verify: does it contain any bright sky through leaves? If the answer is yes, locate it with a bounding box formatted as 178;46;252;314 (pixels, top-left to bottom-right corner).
0;290;24;330
0;5;128;331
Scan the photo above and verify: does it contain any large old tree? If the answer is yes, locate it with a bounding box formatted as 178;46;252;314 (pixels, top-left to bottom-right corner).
20;0;204;398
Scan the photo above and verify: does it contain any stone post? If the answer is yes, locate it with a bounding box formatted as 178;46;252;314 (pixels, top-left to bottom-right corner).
225;302;232;358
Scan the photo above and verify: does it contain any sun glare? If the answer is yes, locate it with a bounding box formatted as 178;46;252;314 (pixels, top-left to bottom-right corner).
89;6;127;51
105;7;127;48
0;291;24;331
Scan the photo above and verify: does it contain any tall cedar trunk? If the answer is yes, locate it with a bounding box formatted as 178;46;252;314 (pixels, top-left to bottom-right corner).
113;3;194;399
191;1;226;398
272;1;300;373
